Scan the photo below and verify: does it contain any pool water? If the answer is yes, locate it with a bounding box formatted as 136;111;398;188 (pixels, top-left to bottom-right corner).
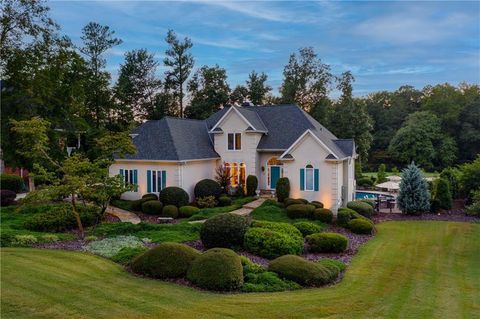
355;191;378;200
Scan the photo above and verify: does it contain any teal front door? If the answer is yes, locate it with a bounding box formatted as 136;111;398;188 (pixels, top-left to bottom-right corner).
270;166;281;189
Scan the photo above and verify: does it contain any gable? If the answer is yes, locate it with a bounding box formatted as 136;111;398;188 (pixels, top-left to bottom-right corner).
281;130;333;160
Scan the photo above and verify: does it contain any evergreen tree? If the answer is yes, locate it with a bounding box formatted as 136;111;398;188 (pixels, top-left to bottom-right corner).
398;163;430;215
434;178;452;210
377;164;387;183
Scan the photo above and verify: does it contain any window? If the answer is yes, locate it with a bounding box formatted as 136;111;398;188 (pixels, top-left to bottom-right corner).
224;162;246;187
147;170;166;193
227;133;241;150
120;169;138;188
305;164;314;191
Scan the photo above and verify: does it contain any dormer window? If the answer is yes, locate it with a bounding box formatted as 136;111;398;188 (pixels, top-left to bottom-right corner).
227;133;241;150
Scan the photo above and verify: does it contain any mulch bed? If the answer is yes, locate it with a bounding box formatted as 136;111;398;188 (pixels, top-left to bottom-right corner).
136;212;179;224
34;239;88;251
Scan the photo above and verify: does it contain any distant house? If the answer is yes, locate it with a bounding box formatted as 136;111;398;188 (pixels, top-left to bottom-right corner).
109;104;357;212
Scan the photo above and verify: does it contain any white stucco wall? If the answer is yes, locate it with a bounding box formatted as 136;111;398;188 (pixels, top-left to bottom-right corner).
257;151;284;189
109;159;217;201
282;133;346;212
213;109;262;178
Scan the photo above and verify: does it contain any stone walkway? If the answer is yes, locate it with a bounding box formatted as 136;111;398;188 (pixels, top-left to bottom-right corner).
189;198;266;223
106;205;141;224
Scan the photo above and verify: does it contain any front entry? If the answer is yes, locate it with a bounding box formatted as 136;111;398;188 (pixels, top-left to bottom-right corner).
269;166;281;189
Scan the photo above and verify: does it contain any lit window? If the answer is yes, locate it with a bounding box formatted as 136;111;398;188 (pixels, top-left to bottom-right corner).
227;133;241;150
224;162;246;187
305;164;314;191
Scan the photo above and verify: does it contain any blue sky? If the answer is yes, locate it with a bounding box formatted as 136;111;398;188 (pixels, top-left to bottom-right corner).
49;1;480;97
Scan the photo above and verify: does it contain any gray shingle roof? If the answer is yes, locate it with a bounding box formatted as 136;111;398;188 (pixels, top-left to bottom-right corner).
119;117;219;161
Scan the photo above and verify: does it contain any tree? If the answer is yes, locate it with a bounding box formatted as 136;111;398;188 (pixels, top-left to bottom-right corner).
458;155;480;197
0;0;58;75
397;163;430;215
215;163;230;192
246;71;271;105
229;85;249;105
164;29;194;118
327;72;373;161
376;164;387;183
433;178;452;210
79;22;122;127
388;111;457;170
185;65;230;120
280;47;332;112
115;49;162;122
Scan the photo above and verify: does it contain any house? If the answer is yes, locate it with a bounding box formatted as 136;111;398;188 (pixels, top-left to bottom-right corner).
109;104;357;212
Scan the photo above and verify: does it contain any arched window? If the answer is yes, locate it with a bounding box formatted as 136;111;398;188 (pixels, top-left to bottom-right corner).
305;164;314;191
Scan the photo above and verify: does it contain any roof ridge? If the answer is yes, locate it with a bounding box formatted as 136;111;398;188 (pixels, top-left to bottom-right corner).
163;118;180;160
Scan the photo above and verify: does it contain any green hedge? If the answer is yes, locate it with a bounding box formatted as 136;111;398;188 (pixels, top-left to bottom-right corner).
286;204;315;219
251;220;303;239
312;208;333;223
310;201;324;209
284;198;308;207
200;213;248;249
347;201;374;218
131;243;200;278
276;178;290;202
306;232;348;253
178;206;200;218
336;207;363;227
0;174;23;193
246;175;258;197
187;248;243;291
159;187;189;207
218;196;232;207
142;193;158;200
141;200;163;215
293;221;322;237
268;255;336;287
162;205;179;218
194;179;222;199
244;227;303;259
348;218;375;234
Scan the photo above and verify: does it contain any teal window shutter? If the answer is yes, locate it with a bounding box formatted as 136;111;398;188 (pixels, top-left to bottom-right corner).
119;169;124;177
133;170;138;185
147;170;151;192
314;169;319;191
161;171;166;190
300;169;305;191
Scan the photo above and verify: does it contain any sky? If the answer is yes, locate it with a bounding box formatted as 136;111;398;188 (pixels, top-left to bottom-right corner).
49;0;480;97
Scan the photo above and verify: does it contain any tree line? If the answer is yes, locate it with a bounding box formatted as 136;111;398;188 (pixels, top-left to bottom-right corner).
2;0;479;173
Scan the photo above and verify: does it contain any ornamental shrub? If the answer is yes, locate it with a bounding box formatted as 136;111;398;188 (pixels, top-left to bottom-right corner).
0;189;16;206
131;243;200;278
359;199;375;209
159;186;189;207
162;205;179;218
276;178;290;202
357;177;374;187
131;197;152;211
440;167;460;199
317;258;346;282
348;218;375;234
268;255;335;286
397;163;430;215
242;271;301;293
196;195;217;208
111;246;148;265
284;198;308;207
187;248;243;291
23;204;101;232
251;220;303;239
312;208;333;223
178;205;200;218
286;204;315;219
218;196;232;207
466;190;480;216
310;201;324;209
12;235;37;247
246;175;258;197
306;232;348;253
142;193;158;200
347;201;374;218
141;200;163;215
194;179;222;199
200;213;249;249
244;228;304;259
84;236;145;258
0;174;23;193
336;207;364;227
433;178;452;210
293;221;323;237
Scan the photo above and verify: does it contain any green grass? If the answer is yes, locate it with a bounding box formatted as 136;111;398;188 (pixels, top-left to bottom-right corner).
188;196;255;221
3;221;478;318
250;203;326;228
0;206;74;243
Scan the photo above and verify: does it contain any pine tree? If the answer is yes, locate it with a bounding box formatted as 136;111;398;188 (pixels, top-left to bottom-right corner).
398;162;430;215
377;164;387;183
434;178;452;210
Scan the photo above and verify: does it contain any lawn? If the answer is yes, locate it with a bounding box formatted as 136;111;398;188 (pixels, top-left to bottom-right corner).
188;196;255;221
363;171;440;178
2;221;479;319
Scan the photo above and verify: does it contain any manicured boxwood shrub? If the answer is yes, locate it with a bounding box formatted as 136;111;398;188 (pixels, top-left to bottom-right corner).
200;213;249;249
242;271;301;292
359;199;375;209
317;258;346;282
23;204;101;232
268;255;335;286
0;189;16;206
161;205;178;218
196;195;217;208
244;227;304;259
312;208;333;223
178;205;200;218
347;201;374;218
306;232;348;253
187;248;243;291
357;177;374;187
336;207;362;227
131;198;152;212
142;193;158;200
0;174;23;193
251;220;303;239
141;200;163;215
284;198;309;207
132;242;200;278
194;179;222;199
310;201;324;209
286;204;315;219
348;218;375;234
293;221;323;237
218;196;232;207
159;186;189;207
275;178;290;202
246;175;258;197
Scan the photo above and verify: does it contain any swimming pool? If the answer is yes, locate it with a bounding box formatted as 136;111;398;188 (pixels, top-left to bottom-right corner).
355;191;394;200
